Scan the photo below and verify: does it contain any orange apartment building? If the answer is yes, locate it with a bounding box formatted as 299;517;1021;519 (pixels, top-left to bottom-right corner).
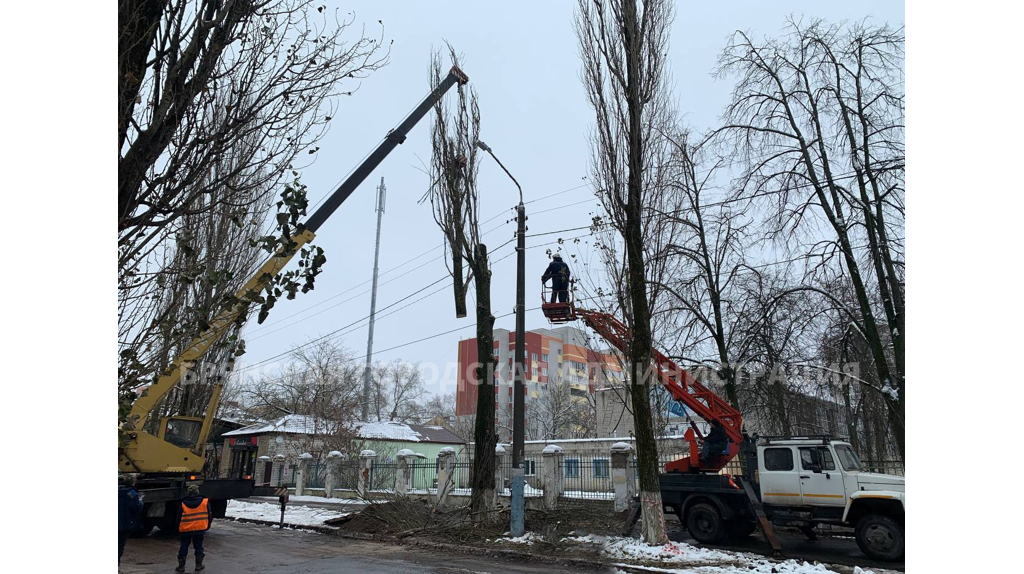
455;326;623;440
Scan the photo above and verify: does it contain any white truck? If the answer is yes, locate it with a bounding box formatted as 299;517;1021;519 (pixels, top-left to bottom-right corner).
659;436;905;562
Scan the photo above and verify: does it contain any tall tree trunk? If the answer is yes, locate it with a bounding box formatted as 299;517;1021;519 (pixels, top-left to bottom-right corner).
623;0;667;545
469;244;496;518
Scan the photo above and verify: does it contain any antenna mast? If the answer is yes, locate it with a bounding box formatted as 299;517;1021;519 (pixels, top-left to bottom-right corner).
361;177;386;420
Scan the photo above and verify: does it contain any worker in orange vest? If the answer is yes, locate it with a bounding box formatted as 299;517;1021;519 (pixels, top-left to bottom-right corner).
176;483;210;572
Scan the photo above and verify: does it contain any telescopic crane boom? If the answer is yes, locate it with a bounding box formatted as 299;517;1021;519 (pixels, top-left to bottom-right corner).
119;66;469;475
542;287;743;473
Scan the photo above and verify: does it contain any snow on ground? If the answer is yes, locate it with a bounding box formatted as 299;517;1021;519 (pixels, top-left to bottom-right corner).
282;495;375;505
557;534;887;574
226;500;349;526
492;532;546;545
611;562;848;573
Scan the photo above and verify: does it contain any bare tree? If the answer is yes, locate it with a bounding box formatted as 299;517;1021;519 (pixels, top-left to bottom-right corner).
575;0;674;544
655;131;755;408
421;392;457;426
425;48;496;519
731;270;821;435
118;1;388;427
123;132;275;429
536;377;574;440
714;18;905;455
241;338;361;454
118;0;387;239
367;360;426;423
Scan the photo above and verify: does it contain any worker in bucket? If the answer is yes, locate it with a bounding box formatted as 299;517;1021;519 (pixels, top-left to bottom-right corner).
176;483;211;572
701;419;729;463
541;253;571;303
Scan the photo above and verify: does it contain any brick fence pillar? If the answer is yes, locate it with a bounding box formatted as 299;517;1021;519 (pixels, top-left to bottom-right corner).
494;444;507;505
358;450;376;498
611;442;635;512
274;454;286;487
541;444;564;510
295;452;313;496
435;447;456;505
257;456;271;485
325;451;342;498
395;449;414;496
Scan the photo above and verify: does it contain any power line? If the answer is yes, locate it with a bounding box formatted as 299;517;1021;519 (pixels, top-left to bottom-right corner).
237;275;452;373
248;182;599;332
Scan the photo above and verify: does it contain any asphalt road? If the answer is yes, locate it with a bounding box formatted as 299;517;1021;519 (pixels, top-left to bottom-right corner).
118;520;609;574
663;517;905;572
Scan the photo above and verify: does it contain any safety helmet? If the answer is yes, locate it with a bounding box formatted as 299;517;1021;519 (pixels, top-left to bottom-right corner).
552;253;562;261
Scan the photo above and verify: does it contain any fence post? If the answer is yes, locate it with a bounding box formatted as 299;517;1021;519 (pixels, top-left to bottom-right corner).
274;454;286;487
495;444;506;505
257;456;270;485
611;442;634;512
541;444;563;510
396;449;416;496
295;452;313;497
435;447;456;505
325;451;342;498
358;450;376;498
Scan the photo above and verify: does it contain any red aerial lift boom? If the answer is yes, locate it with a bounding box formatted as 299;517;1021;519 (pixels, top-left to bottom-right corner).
541;284;743;473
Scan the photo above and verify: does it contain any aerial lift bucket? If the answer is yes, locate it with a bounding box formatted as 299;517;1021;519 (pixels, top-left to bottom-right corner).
541;281;576;323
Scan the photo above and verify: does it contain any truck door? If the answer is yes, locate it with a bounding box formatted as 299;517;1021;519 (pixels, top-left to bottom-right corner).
758;446;802;507
797;446;846;507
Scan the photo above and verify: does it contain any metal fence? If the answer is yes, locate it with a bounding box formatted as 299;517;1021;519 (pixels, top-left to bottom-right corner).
369;461;397;491
305;461;327;489
275;449;905;499
408;459;440;491
496;456;544;493
861;459;904;476
558;456;614;500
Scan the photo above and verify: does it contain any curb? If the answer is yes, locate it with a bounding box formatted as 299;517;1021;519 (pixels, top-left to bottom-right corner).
226;516;339;535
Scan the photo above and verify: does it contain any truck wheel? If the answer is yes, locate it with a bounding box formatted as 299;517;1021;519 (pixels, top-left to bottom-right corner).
855;514;904;562
686;502;727;544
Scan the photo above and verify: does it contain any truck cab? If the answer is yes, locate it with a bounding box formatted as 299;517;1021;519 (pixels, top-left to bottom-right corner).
756;437;904;560
659;435;905;562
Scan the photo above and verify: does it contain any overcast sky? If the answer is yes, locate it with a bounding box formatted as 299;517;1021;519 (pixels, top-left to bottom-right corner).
235;0;905;398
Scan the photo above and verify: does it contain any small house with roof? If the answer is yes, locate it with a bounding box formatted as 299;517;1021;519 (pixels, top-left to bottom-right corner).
218;414;465;485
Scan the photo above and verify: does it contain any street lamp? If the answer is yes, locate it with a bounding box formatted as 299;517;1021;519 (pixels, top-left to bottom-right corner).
476;140;526;537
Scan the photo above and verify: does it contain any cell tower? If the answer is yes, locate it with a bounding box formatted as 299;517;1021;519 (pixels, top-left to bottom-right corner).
361;177;386;421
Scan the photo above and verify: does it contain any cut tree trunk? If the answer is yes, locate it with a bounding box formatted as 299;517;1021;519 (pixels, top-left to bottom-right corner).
469;243;496;521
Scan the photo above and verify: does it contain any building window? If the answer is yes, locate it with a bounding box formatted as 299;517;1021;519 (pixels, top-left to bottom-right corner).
524;460;536;476
564;459;580;478
593;459;610;478
541;353;548;362
531;352;538;362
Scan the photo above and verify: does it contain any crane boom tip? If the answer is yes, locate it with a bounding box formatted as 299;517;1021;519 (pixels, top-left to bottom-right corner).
450;65;469;85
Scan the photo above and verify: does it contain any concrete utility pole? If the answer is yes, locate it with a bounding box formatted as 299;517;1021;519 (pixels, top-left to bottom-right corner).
510;200;527;536
477;140;526;536
361;177;386;421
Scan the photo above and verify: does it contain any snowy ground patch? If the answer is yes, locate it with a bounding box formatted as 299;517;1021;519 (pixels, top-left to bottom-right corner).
226;500;349;526
492;532;546;545
559;534;889;574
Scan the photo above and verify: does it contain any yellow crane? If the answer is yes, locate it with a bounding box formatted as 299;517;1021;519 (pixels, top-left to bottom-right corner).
119;65;469;533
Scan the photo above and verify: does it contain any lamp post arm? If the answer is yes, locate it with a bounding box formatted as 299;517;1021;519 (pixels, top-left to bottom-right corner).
481;148;523;203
